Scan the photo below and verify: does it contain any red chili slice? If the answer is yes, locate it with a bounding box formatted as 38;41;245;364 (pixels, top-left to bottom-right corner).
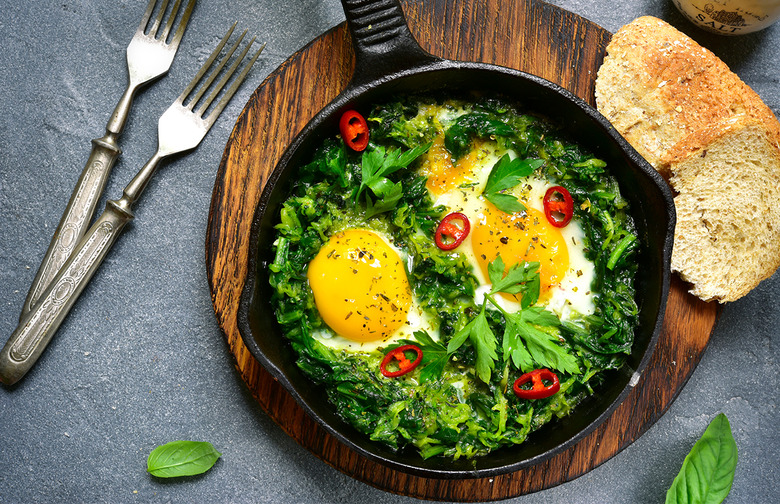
512;369;560;400
380;344;423;378
434;212;470;250
339;110;369;151
543;185;574;228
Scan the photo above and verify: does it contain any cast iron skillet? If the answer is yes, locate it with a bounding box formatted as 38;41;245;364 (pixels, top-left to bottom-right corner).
237;0;675;479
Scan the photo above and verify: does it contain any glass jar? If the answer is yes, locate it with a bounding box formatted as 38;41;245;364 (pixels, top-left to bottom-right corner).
672;0;780;34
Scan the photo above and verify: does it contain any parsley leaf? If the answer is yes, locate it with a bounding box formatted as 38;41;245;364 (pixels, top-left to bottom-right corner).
488;258;579;375
502;317;534;371
389;331;449;383
354;143;431;216
504;308;579;375
482;154;544;214
487;256;541;306
410;331;448;383
448;255;580;383
365;178;403;218
447;303;497;383
301;140;349;188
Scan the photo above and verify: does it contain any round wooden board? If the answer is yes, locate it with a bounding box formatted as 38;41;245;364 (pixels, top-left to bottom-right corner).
206;0;721;499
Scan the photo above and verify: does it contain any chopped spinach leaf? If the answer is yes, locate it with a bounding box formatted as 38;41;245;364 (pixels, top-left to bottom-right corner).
444;111;514;160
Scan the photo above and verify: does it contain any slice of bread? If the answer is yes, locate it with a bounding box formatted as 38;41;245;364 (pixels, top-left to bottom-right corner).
596;16;780;178
595;16;780;302
669;115;780;302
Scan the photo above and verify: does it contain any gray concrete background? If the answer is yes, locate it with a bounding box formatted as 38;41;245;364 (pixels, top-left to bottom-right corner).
0;1;777;502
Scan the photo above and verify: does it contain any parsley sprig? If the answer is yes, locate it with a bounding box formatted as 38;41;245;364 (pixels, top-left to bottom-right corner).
447;256;580;383
353;143;432;217
482;154;544;213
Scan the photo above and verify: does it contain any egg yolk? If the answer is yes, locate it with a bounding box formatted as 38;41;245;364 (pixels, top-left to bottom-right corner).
420;136;488;196
471;203;570;302
307;229;412;343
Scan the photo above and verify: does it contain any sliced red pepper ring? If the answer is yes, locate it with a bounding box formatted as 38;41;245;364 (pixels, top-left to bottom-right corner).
435;212;470;250
339;110;369;151
543;185;574;228
380;344;423;378
512;369;560;400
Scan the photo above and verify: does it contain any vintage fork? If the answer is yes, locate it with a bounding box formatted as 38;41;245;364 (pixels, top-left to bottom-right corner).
0;25;263;385
20;0;196;318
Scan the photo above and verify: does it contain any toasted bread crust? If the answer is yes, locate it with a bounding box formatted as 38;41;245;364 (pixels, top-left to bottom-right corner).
595;16;780;302
596;16;780;177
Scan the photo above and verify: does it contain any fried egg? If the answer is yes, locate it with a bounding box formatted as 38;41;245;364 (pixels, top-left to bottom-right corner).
307;229;433;351
420;128;596;322
308;105;596;351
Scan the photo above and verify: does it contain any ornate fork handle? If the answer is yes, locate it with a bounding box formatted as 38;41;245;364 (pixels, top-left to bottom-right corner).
20;126;124;318
1;194;136;385
20;0;196;317
1;25;261;386
20;75;148;317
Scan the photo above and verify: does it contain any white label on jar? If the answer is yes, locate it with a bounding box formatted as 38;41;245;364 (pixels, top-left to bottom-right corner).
672;0;780;34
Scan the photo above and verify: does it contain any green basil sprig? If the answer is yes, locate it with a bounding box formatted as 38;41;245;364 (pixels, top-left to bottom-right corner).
147;440;222;478
666;413;738;504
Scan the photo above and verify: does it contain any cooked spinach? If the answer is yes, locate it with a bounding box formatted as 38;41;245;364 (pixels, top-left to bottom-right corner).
268;94;640;459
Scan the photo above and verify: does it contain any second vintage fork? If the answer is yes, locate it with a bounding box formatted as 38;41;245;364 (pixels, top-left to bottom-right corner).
20;0;196;318
0;25;263;386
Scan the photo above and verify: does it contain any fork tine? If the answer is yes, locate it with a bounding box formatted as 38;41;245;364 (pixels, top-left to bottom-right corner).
159;0;182;42
197;38;257;117
188;30;247;110
203;44;264;126
136;0;157;35
147;0;170;38
168;0;196;48
176;23;236;104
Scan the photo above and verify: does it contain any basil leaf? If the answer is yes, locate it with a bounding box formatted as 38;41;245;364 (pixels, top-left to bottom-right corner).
665;413;738;504
147;440;222;478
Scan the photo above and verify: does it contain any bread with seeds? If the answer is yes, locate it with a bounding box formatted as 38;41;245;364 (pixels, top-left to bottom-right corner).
595;16;780;302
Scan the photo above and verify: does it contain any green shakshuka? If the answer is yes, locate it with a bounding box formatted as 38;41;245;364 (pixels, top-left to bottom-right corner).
268;94;640;459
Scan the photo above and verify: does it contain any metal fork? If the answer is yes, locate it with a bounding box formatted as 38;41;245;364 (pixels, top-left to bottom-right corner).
0;25;263;386
20;0;196;318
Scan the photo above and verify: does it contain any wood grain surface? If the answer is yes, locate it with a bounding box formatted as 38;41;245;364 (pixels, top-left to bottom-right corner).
205;0;721;499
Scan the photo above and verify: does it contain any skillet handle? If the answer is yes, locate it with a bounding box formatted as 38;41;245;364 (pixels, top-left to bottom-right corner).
340;0;437;85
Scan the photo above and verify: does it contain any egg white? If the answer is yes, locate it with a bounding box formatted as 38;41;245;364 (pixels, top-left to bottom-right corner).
428;142;596;323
